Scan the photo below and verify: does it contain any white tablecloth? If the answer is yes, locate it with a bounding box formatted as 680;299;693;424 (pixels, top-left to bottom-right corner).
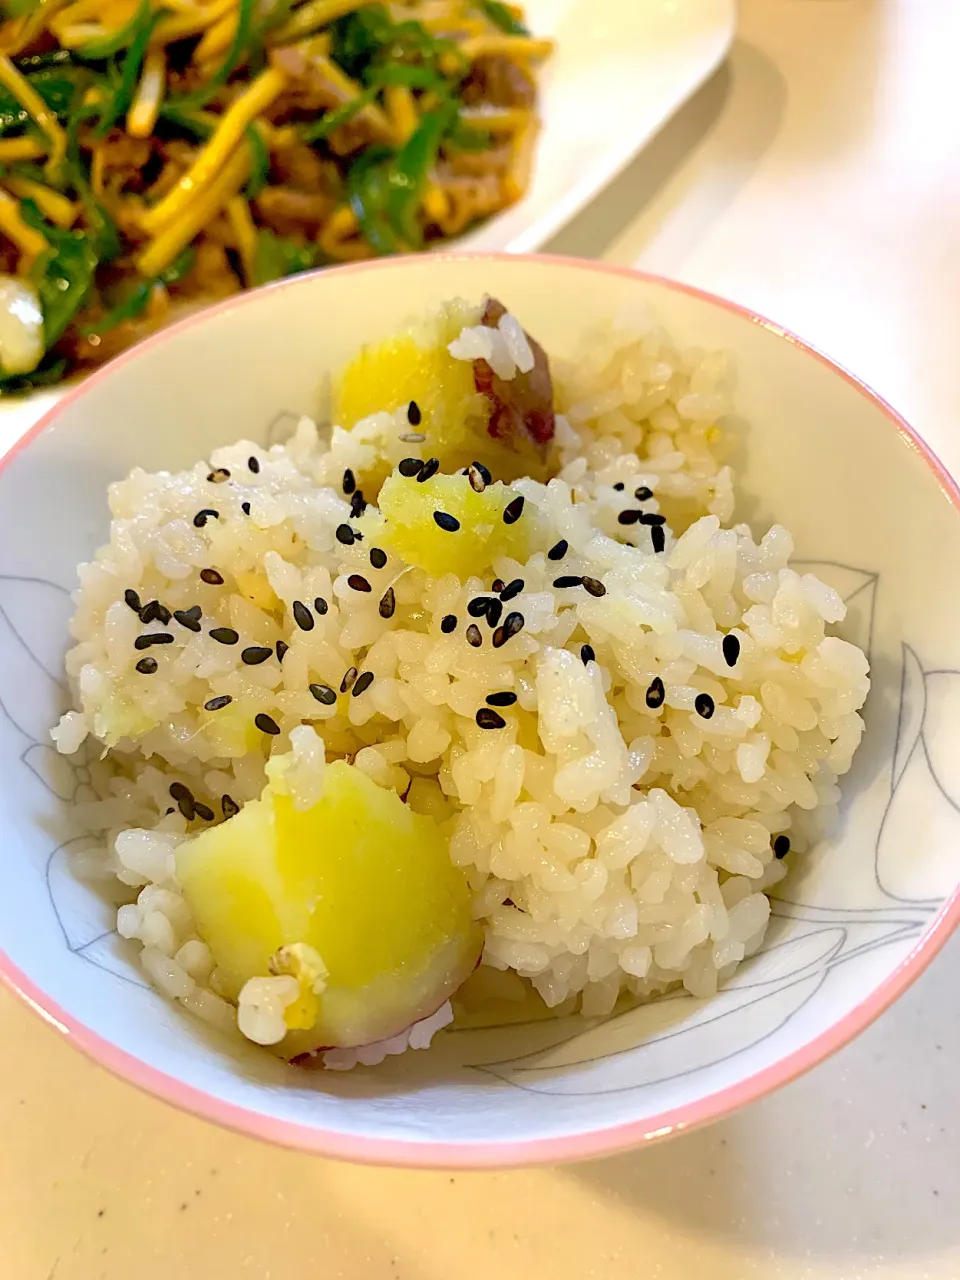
3;2;957;1275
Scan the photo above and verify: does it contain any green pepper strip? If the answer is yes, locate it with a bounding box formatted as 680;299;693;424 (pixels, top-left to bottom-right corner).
169;0;255;110
478;0;530;36
94;5;163;136
80;246;194;337
384;97;455;247
76;0;151;61
345;143;396;255
301;85;377;144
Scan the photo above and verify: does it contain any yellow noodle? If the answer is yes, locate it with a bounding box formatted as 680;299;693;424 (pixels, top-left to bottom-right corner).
136;141;250;276
459;105;530;134
271;0;373;44
127;48;166;138
383;83;417;144
0;137;46;162
150;0;238;48
297;52;395;142
226;194;257;285
0;0;72;56
460;33;553;61
4;176;78;227
318;204;371;261
0;56;67;180
193;6;235;62
502;111;537;204
0;189;48;258
422;180;448;222
141;67;285;234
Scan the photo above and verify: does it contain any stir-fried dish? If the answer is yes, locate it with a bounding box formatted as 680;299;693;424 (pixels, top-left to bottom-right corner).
0;0;551;389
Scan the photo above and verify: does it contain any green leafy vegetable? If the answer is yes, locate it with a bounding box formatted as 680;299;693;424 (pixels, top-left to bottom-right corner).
478;0;529;36
0;67;90;136
252;229;319;285
80;247;194;336
0;354;67;393
0;0;43;19
385;98;456;247
21;200;98;346
156;103;214;139
330;4;466;89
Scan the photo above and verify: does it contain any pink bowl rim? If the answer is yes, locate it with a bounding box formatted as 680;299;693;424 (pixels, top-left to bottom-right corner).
1;250;958;1169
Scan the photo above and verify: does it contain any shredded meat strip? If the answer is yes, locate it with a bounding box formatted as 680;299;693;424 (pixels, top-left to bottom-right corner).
474;296;555;447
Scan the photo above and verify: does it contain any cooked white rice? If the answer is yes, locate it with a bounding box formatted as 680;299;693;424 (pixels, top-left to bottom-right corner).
53;301;869;1059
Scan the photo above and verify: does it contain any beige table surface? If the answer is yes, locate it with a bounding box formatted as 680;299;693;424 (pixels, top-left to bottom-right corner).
3;1;960;1276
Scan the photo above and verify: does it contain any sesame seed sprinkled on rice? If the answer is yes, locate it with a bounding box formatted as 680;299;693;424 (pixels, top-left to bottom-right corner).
336;523;355;545
200;569;224;585
651;525;666;554
433;511;460;532
695;693;716;719
440;614;457;633
292;600;314;631
222;795;240;819
193;509;219;528
347;574;371;592
340;666;358;693
134;632;174;649
774;835;791;858
617;510;640;526
486;598;503;628
194;802;215;822
379;586;396;619
502;611;524;638
209;627;239;645
465;623;482;647
247;455;260;473
634;485;653;501
370;547;387;569
203;695;232;711
352;671;375;697
207;467;230;483
276;640;289;663
485;691;517;707
124;588;141;612
476;707;506;730
314;597;328;615
553;575;582;589
342;468;356;495
135;656;157;674
310;683;337;705
398;458;423;478
173;607;202;633
241;645;273;666
254;713;281;735
645;676;665;709
547;539;568;561
581;644;595;665
241;501;251;516
581;576;606;598
417;457;440;483
502;495;525;524
407;399;422;426
499;578;524;602
722;634;741;667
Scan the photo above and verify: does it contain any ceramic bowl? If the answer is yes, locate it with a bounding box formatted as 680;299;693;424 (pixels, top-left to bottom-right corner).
1;254;958;1168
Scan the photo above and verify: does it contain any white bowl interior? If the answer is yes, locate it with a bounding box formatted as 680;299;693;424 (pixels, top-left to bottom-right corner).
1;256;958;1159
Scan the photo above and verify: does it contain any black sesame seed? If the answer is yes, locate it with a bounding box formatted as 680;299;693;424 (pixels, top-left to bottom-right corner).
433;511;460;532
350;490;367;519
467;463;487;493
491;626;507;648
207;467;230;483
314;597;328;615
485;691;517;707
310;683;337;705
613;482;625;491
476;707;506;730
466;623;483;647
222;794;240;820
417;457;440;483
379;586;396;619
193;508;219;528
467;596;491;618
440;614;458;634
547;539;569;561
645;676;665;709
581;644;595;665
241;501;251;516
486;598;503;628
156;604;172;626
177;794;196;821
347;574;371;592
134;632;174;649
135;657;158;675
398;457;424;478
370;546;387;569
292;600;314;631
651;525;666;554
491;578;505;594
407;399;422;426
209;627;239;645
503;495;525;524
165;807;175;816
200;569;224;585
553;575;583;589
499;578;524;602
139;599;162;625
722;633;741;667
582;576;606;598
342;468;356;495
255;712;280;735
340;666;358;693
124;588;141;612
352;671;374;697
173;608;202;633
635;486;653;502
639;512;667;526
247;455;260;473
169;781;193;802
695;693;715;720
276;640;289;663
618;510;641;526
774;834;791;859
194;802;215;822
336;523;356;546
503;611;524;638
241;645;273;665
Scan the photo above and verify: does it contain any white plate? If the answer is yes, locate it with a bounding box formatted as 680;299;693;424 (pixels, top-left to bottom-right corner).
461;0;738;253
0;0;735;452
